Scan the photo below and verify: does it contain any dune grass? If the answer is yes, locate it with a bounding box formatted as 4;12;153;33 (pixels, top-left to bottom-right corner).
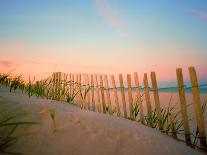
1;71;207;150
0;110;39;154
192;99;207;146
0;72;12;87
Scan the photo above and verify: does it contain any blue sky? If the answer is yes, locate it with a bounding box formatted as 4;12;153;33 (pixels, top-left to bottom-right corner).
1;0;207;44
0;0;207;82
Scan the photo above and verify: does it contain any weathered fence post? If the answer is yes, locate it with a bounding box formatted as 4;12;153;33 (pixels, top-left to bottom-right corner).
134;72;144;124
76;74;80;106
71;74;74;98
68;73;71;97
75;74;79;104
58;72;61;100
74;73;80;106
104;75;112;114
111;75;121;116
119;74;127;118
127;74;134;120
86;74;91;110
176;68;192;146
78;74;83;109
94;75;101;112
189;67;206;148
143;73;153;127
151;72;163;131
100;75;106;113
54;72;59;100
53;72;56;99
52;73;55;99
91;74;95;111
82;74;87;109
63;73;68;101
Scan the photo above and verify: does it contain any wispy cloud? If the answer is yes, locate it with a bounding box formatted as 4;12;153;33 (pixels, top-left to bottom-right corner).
197;11;207;19
94;0;130;37
0;57;118;80
0;60;14;68
0;59;35;71
189;9;207;20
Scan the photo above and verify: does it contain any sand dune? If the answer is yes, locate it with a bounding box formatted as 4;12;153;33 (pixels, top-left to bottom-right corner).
0;89;204;155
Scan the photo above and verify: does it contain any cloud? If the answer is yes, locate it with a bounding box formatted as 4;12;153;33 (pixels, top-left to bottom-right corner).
197;11;207;19
94;0;131;37
0;58;37;70
189;9;207;20
0;60;13;68
95;1;123;29
0;57;118;81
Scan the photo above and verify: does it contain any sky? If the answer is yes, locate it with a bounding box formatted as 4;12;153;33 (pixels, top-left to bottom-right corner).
0;0;207;85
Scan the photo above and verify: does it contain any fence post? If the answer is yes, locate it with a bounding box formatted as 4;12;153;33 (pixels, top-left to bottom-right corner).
176;68;192;146
127;74;134;120
111;75;121;116
73;73;78;105
52;73;55;100
75;74;79;104
53;72;56;100
82;74;87;109
94;75;101;112
134;72;144;124
77;74;80;106
56;72;59;100
86;74;91;110
189;67;206;148
104;75;112;114
91;74;95;111
151;72;163;131
67;73;70;97
55;72;58;100
71;74;74;100
143;73;153;127
63;73;68;101
100;75;106;113
119;74;127;118
78;74;83;109
58;72;61;100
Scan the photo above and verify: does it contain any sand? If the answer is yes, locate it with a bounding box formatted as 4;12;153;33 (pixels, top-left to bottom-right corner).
0;87;205;155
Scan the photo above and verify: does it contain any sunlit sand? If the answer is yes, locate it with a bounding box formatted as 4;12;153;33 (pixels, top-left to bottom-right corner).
0;87;204;155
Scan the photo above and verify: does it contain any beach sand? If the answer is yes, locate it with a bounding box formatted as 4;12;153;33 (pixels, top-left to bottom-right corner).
0;87;205;155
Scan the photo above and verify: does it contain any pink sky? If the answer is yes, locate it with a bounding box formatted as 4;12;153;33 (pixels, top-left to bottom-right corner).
0;0;207;85
0;40;206;84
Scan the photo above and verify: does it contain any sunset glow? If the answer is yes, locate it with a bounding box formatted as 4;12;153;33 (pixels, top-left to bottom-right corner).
0;0;207;83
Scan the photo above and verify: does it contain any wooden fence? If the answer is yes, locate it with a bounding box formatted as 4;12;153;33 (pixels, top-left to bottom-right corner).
50;67;207;150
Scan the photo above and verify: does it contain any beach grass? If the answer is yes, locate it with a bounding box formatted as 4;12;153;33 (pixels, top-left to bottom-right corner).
0;110;39;154
1;71;207;151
